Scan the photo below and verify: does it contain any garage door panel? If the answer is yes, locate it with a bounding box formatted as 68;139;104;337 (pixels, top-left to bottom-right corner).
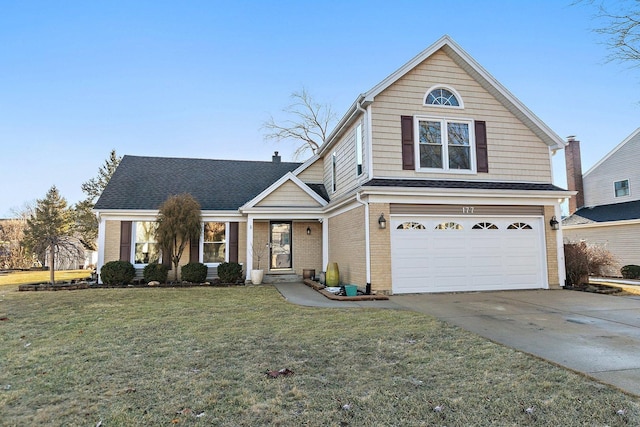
391;216;546;294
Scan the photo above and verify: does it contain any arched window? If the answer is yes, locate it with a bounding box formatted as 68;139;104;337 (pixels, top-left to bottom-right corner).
472;222;498;230
397;222;426;230
507;222;532;230
435;222;463;230
424;86;463;108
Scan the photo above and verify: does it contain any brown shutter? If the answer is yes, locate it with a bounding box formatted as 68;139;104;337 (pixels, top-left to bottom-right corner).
119;221;132;261
401;116;415;170
189;237;199;263
475;120;488;173
228;222;239;263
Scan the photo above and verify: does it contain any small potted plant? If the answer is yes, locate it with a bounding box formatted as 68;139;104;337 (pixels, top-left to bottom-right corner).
251;243;267;285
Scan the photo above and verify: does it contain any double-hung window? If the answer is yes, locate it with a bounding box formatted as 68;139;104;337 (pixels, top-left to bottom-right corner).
203;222;226;264
417;117;474;172
133;221;159;265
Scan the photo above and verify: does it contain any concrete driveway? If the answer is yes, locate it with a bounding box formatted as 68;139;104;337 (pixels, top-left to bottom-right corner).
392;290;640;396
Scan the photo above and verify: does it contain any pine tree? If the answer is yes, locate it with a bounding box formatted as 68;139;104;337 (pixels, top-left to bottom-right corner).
24;186;76;285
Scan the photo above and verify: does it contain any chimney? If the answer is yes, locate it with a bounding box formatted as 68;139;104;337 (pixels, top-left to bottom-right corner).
272;151;281;163
565;136;584;214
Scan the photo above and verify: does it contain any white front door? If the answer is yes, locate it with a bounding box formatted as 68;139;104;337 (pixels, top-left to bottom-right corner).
390;216;547;294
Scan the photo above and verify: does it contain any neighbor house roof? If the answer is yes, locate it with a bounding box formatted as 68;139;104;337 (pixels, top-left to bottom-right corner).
94;155;302;211
563;199;640;226
320;35;566;155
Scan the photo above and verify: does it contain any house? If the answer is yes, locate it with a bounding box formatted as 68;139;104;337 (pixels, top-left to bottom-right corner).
563;128;640;270
94;35;572;293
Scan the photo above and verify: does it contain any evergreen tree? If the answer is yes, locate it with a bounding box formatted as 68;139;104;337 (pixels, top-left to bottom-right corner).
23;186;76;285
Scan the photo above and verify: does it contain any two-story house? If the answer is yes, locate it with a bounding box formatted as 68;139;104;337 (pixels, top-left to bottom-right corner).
94;35;571;293
563;128;640;270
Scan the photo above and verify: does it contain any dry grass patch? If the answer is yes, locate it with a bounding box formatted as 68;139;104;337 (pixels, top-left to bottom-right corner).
0;286;638;426
0;269;91;287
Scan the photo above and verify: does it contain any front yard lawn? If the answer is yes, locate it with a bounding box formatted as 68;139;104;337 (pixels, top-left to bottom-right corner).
0;269;91;287
0;286;637;425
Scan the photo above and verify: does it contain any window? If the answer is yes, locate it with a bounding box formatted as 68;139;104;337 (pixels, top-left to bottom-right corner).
133;221;159;264
472;222;498;230
615;179;630;197
203;222;226;264
435;222;463;230
417;118;473;171
507;222;532;230
331;151;337;192
397;221;426;230
425;86;462;107
355;123;363;176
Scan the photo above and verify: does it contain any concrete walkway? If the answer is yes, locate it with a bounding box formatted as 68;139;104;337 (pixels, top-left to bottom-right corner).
274;283;640;396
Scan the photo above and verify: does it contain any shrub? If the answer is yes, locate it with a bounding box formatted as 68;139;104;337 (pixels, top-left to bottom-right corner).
100;261;135;285
621;265;640;279
217;262;243;284
564;241;620;286
181;262;208;283
143;262;169;283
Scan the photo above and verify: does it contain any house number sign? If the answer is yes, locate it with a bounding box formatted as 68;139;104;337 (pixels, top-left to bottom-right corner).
462;206;474;214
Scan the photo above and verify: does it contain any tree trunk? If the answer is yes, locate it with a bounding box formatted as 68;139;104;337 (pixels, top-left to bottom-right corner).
49;246;55;285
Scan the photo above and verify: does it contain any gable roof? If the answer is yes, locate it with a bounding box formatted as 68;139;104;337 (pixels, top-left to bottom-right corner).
584;127;640;177
241;172;328;209
563;199;640;226
94;155;301;211
320;35;566;155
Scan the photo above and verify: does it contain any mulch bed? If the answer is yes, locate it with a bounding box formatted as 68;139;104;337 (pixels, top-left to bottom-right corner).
565;283;623;295
303;279;389;301
19;281;244;291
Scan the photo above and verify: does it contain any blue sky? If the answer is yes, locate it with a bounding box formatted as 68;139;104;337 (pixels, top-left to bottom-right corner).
1;0;638;216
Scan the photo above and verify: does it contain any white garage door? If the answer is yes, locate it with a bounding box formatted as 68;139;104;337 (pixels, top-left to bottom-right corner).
391;216;546;294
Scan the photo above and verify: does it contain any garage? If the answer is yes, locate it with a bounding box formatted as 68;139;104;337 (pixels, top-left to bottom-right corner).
390;216;546;294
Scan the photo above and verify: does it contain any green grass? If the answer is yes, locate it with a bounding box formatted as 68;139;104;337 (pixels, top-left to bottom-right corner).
0;286;638;426
0;270;91;287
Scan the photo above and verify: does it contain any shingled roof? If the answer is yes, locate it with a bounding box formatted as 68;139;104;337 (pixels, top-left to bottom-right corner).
563;199;640;226
94;155;303;211
362;178;566;192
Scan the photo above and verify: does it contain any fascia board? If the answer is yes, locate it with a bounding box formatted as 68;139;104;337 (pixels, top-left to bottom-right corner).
318;96;363;156
292;154;321;176
241;172;328;210
584;127;640;177
360;186;575;200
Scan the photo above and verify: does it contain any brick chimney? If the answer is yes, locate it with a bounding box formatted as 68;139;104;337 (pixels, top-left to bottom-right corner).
272;151;281;163
565;136;584;214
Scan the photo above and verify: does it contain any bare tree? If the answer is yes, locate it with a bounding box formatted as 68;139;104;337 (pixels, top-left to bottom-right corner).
262;88;336;159
23;186;80;284
0;219;30;269
155;194;202;281
579;0;640;66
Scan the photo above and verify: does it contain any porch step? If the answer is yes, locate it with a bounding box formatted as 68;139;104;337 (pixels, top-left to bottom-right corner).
262;274;302;284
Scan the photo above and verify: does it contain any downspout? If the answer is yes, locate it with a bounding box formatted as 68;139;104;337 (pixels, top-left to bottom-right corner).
355;191;372;293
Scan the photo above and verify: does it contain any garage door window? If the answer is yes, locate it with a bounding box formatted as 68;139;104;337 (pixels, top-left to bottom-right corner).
472;222;498;230
397;221;426;230
507;222;532;230
435;221;463;230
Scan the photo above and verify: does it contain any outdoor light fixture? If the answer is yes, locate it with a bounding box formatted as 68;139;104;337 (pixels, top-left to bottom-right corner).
306;226;311;235
549;216;560;230
378;213;387;229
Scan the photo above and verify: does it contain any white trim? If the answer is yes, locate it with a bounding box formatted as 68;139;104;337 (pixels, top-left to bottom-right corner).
366;104;374;182
555;203;566;287
245;217;254;281
201;221;228;265
563;218;640;230
240;172;328;210
331;151;337;193
414;116;476;174
356;192;371;284
96;217;106;279
355;122;364;178
423;84;465;109
584;127;640;177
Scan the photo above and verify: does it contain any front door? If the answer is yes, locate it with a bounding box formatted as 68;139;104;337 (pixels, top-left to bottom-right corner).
270;222;292;270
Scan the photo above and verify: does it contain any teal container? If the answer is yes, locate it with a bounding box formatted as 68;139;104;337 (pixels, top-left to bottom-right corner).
344;284;357;297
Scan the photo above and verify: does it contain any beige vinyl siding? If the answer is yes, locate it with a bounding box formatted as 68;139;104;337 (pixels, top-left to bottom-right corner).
583;131;640;207
371;49;552;182
564;223;640;271
327;206;366;287
297;159;325;183
255;181;322;207
324;119;368;198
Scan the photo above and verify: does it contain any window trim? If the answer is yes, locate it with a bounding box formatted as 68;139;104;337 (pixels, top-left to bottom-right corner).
414;116;477;174
201;221;228;266
131;221;160;266
424;84;464;109
331;151;337;193
614;179;630;198
355;123;363;177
